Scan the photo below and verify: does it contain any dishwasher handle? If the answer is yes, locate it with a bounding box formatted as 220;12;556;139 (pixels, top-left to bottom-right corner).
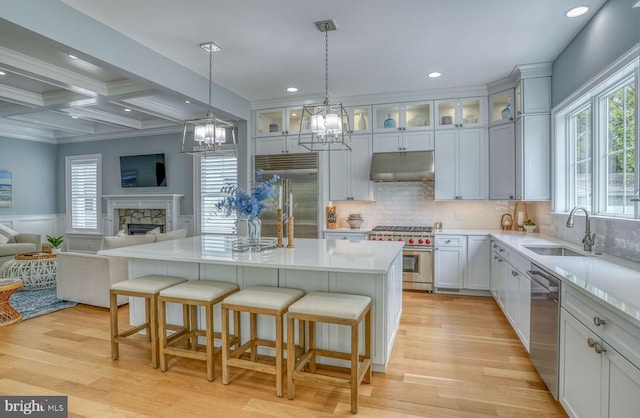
528;269;560;293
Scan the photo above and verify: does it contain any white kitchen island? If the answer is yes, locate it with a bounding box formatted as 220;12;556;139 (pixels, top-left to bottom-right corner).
100;235;404;372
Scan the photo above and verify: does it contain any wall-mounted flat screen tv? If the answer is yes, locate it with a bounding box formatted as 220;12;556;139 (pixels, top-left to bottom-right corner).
120;153;166;188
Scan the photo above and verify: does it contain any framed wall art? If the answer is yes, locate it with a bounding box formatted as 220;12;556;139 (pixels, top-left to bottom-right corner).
0;171;12;207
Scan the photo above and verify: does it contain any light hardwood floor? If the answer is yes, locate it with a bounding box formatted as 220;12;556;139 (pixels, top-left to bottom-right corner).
0;292;566;417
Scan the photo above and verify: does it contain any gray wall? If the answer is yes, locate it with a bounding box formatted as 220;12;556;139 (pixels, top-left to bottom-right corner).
56;134;194;215
0;136;57;215
552;0;640;106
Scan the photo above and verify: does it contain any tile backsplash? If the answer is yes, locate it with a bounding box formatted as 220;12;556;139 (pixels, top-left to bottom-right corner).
332;184;640;264
332;182;549;231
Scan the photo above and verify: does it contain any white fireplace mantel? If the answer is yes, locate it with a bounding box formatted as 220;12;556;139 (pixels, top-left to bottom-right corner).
103;194;183;235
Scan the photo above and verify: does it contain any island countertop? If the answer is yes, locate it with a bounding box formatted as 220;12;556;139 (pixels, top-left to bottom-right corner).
99;235;404;275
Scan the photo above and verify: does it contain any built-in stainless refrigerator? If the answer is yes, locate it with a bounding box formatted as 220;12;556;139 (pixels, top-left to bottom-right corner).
254;153;319;238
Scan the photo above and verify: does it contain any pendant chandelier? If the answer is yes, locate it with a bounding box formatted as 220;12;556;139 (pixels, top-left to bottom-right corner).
181;42;236;157
298;20;351;152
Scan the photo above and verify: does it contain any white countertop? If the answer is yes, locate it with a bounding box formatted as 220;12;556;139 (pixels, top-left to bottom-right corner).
491;230;640;326
323;228;371;233
99;235;404;274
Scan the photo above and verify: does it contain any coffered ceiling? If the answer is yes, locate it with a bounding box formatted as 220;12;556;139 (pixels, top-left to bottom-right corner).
0;0;619;143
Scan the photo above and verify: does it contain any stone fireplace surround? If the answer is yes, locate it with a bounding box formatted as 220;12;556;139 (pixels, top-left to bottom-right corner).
103;194;183;236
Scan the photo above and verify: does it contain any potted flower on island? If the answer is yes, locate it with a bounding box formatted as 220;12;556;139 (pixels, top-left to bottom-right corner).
215;171;280;246
46;235;64;254
523;220;537;233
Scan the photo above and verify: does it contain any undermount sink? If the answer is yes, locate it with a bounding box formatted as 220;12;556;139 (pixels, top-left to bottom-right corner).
524;246;585;257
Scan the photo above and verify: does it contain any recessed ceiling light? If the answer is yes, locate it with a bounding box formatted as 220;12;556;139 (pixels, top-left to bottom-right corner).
566;6;589;17
68;54;79;60
185;100;191;104
71;115;78;119
124;108;132;112
0;71;5;76
427;72;442;78
286;87;298;92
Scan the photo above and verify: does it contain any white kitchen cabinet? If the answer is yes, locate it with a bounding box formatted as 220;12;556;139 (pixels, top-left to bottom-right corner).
435;128;487;200
434;235;466;289
435;97;484;129
489;123;516;200
372;101;433;133
515;114;550;200
329;135;372;201
489;239;530;351
372;130;433;152
559;286;640;418
255;134;308;155
489;88;515;125
514;77;551;118
466;235;490;290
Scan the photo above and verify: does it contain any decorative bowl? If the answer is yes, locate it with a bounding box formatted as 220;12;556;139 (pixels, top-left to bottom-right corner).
524;225;537;233
346;218;364;229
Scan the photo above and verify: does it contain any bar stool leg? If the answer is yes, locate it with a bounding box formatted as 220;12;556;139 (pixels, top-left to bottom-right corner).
158;298;168;372
221;305;230;385
110;292;119;360
190;305;198;350
206;303;215;382
351;321;359;413
365;310;372;384
309;320;316;373
250;312;257;362
149;294;159;369
287;316;296;400
275;312;284;398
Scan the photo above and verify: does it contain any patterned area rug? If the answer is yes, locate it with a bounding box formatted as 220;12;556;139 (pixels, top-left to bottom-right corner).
9;287;77;321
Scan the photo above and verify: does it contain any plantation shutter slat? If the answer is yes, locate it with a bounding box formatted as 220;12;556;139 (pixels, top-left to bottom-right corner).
201;155;237;234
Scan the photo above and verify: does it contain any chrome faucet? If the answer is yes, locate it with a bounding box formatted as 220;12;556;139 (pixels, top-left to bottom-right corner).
566;206;595;252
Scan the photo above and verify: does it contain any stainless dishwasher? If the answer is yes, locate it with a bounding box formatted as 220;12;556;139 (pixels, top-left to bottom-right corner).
528;264;561;400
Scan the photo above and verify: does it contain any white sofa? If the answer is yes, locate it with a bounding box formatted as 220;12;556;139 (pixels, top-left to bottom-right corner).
56;229;187;308
0;233;42;267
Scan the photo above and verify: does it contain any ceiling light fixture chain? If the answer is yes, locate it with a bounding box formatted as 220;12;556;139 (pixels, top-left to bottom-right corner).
208;44;213;114
324;21;330;106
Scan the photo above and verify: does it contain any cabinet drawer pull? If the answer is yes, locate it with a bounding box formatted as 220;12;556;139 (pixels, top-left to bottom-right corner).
593;317;606;326
594;343;606;354
587;338;596;348
445;239;451;244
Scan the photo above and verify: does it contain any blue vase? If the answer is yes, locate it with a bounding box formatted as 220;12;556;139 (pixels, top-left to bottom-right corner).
501;100;511;120
383;114;396;129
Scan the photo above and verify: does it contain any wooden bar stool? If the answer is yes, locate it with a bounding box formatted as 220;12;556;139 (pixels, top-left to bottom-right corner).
221;285;304;397
110;275;188;368
287;292;372;414
157;280;238;381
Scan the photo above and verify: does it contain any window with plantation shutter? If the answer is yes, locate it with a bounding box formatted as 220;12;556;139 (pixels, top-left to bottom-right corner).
199;155;237;234
65;154;102;233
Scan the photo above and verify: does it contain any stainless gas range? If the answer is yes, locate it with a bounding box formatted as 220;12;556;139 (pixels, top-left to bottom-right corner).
368;226;433;292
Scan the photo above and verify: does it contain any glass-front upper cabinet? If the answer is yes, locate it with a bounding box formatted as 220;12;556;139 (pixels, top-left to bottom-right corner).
372;101;433;132
346;105;371;135
435;97;484;129
489;89;514;125
255;107;311;137
256;108;285;137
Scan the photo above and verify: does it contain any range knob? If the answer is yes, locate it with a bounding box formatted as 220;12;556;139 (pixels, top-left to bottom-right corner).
426;239;431;245
387;238;393;241
398;238;403;242
409;239;415;244
418;239;424;244
371;237;376;241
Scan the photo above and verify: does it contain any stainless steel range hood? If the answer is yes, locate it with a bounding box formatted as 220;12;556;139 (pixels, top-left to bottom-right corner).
369;150;434;182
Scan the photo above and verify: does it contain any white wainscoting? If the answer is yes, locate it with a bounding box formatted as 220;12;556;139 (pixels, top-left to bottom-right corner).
0;214;62;246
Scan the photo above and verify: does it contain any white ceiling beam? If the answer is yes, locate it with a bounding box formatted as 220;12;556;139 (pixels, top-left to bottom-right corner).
0;84;43;107
7;111;97;134
0;46;105;97
68;107;143;129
